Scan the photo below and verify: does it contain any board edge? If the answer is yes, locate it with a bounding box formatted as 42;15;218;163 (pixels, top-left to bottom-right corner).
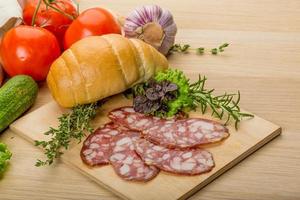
179;126;282;200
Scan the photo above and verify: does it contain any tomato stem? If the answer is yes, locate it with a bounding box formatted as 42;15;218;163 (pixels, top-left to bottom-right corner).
43;0;76;20
72;0;80;16
31;0;42;26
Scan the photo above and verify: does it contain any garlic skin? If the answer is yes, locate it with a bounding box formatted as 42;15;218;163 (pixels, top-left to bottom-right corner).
124;5;177;55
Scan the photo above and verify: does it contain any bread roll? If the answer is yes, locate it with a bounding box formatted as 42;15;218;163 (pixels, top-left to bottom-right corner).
47;34;169;107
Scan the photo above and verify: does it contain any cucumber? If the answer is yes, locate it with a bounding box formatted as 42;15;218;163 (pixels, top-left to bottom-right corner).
0;75;38;132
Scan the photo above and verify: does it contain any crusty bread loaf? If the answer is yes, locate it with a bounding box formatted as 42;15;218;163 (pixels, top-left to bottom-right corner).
47;34;169;107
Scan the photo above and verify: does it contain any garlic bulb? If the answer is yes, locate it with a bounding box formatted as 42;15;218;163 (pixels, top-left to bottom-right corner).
124;5;177;55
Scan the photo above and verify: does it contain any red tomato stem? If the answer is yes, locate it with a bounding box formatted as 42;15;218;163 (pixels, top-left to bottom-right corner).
31;0;42;26
31;0;76;26
73;0;80;16
42;0;76;20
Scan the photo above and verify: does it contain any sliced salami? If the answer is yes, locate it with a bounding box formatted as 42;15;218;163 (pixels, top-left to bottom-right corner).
134;138;215;175
143;118;229;149
109;107;229;149
109;131;159;181
108;106;171;130
81;122;125;166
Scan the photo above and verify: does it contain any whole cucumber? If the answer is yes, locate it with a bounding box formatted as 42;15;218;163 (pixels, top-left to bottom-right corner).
0;75;38;132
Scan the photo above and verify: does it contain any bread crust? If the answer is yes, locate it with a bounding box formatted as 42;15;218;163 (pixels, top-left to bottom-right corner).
47;34;168;107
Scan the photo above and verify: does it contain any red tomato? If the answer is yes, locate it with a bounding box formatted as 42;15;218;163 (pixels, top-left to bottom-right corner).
23;0;78;48
0;66;3;86
64;7;121;49
0;25;61;81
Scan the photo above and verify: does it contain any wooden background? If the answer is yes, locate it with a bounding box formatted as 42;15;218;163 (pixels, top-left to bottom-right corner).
1;0;300;199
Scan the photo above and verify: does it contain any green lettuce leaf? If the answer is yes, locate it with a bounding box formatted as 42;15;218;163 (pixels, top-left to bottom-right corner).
0;143;12;175
155;69;194;116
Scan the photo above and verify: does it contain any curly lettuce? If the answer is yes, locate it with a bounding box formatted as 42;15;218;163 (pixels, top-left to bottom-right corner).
155;69;194;116
0;143;12;175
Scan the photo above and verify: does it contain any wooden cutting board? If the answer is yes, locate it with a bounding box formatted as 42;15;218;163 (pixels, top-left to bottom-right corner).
10;94;281;200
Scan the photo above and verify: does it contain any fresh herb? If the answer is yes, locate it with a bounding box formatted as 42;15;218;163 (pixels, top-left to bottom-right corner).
196;47;205;54
35;102;101;166
168;44;190;53
133;79;178;117
132;69;253;128
211;48;218;55
211;43;229;55
189;75;253;128
0;143;12;175
123;88;134;99
154;70;193;116
168;43;229;55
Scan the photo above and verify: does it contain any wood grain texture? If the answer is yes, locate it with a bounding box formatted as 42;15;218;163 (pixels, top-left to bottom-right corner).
1;0;300;199
9;94;281;200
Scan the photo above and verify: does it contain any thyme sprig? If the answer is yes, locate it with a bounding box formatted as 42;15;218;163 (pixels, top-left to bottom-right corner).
190;75;253;129
168;43;229;55
168;44;191;53
211;43;229;55
35;102;101;166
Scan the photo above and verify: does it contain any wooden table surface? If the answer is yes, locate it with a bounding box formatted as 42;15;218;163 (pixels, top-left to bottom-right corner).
1;0;300;199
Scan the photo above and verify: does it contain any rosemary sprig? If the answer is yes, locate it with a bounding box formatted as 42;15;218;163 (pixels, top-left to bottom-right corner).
35;102;101;166
168;43;229;55
131;69;252;128
190;75;253;129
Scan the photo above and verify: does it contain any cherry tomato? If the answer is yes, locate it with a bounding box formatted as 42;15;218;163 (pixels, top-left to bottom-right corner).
23;0;78;49
64;7;121;49
0;25;61;81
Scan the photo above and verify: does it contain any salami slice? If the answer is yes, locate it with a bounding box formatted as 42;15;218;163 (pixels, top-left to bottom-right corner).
134;138;215;175
81;122;125;166
109;131;159;181
143;118;229;149
108;106;171;130
109;107;229;148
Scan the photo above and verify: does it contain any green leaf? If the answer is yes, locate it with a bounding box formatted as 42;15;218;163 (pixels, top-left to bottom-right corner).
169;43;229;55
211;48;218;55
0;143;12;174
188;72;253;129
220;43;229;48
131;69;253;130
35;101;102;166
196;47;205;54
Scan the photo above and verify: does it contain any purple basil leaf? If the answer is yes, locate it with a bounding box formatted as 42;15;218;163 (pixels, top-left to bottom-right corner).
165;83;178;92
146;88;160;100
